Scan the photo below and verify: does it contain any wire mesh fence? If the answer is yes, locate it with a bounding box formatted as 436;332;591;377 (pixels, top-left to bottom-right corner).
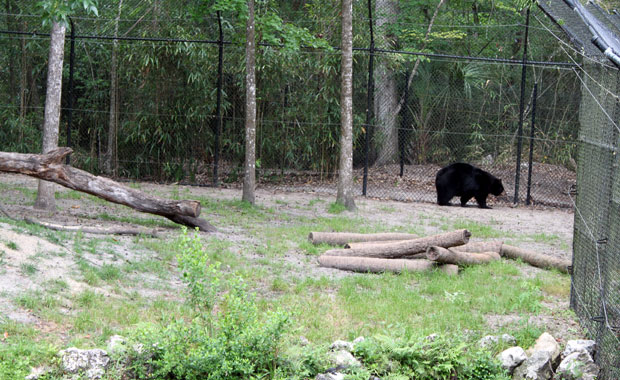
570;61;620;380
1;1;620;377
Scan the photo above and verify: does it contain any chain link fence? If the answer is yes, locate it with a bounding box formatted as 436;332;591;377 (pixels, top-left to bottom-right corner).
570;60;620;380
2;1;620;377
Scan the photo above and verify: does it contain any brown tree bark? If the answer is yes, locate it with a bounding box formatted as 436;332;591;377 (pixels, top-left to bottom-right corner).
451;241;503;254
0;148;216;231
501;244;571;273
103;0;123;175
35;21;66;211
426;246;500;266
336;0;356;211
309;231;419;246
322;229;471;259
242;0;257;205
318;255;458;275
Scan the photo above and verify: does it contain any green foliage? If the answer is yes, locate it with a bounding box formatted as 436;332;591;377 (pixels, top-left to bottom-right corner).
120;228;290;379
37;0;99;27
352;335;510;380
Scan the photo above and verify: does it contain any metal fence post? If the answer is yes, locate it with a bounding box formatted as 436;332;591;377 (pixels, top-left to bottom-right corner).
213;11;224;186
526;82;537;205
362;0;375;196
399;69;409;177
513;7;530;204
66;18;76;165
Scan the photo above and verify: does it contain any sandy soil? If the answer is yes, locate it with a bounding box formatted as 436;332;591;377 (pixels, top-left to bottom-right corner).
0;172;578;339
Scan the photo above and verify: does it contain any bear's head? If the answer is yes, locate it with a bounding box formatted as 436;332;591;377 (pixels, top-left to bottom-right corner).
490;178;504;196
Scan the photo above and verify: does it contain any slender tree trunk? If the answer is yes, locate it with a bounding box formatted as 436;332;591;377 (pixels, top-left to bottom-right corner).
242;0;257;204
35;21;66;211
103;0;123;175
336;0;356;210
374;0;399;165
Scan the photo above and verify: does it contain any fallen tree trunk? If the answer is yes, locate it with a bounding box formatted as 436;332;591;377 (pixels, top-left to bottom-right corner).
426;246;500;266
451;241;503;254
0;148;216;232
322;229;471;259
318;255;458;275
308;231;418;246
500;244;571;273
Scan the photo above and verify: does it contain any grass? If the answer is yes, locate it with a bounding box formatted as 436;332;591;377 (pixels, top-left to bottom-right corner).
0;184;578;378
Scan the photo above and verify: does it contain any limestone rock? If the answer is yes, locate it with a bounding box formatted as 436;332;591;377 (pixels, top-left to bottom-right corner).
299;336;310;347
512;350;554;380
330;340;354;352
60;347;110;380
106;335;127;355
330;349;360;367
554;350;599;380
562;340;596;358
497;346;527;373
526;332;560;364
25;366;48;380
478;333;516;348
315;373;344;380
352;336;365;345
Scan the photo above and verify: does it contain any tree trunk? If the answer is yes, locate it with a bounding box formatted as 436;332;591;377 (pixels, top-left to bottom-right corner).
103;0;123;175
318;255;458;275
242;0;257;205
336;0;356;211
322;229;471;259
0;148;216;232
35;21;66;211
374;0;399;165
309;231;419;246
501;244;571;273
426;246;500;266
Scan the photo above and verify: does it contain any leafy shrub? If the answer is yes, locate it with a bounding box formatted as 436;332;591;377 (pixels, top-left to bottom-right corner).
121;228;290;379
352;335;510;380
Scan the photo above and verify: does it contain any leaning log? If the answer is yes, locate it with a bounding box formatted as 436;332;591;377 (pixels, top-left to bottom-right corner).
426;246;500;266
0;148;216;231
500;244;571;273
322;229;471;259
309;231;419;246
451;241;503;254
318;255;458;275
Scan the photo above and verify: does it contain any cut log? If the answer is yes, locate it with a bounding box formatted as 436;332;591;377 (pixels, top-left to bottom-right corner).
345;240;410;249
0;148;216;231
322;229;471;259
426;246;500;266
308;231;418;246
451;241;503;254
500;244;571;273
318;255;458;275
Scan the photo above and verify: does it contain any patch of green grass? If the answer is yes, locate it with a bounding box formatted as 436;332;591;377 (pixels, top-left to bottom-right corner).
19;263;38;276
308;198;325;207
4;241;18;251
0;323;57;380
327;202;347;214
15;291;59;313
277;260;547;343
271;276;289;292
96;212;175;228
378;205;397;213
448;219;511;239
55;190;83;200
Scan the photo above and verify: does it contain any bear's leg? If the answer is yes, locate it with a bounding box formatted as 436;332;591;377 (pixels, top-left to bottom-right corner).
460;195;472;207
475;195;491;209
437;187;452;206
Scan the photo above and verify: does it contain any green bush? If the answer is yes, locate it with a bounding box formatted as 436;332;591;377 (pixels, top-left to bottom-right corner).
121;228;290;379
352;335;510;380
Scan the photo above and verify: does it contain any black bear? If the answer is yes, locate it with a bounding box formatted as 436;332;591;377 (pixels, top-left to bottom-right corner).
435;163;504;209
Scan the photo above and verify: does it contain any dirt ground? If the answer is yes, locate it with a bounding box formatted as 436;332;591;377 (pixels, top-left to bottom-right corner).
0;172;579;341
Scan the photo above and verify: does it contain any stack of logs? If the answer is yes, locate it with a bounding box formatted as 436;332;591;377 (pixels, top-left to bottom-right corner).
311;230;571;276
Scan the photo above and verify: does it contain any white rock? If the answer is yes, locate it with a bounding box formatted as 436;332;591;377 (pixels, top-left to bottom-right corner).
352;336;365;345
315;373;344;380
497;346;527;373
512;350;554;380
25;366;48;380
330;349;360;367
106;335;127;355
555;350;599;380
330;340;354;352
562;339;596;358
478;333;516;348
526;332;560;364
299;336;310;346
60;347;110;380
